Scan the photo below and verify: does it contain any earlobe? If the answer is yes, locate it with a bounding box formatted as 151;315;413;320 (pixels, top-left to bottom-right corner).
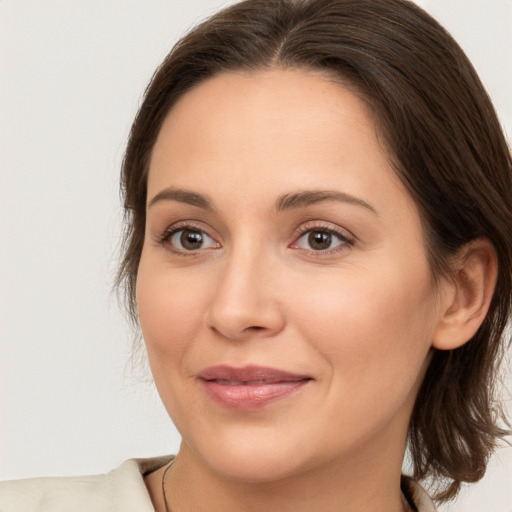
432;239;498;351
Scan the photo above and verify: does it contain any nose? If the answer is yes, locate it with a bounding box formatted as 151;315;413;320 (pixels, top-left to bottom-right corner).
206;248;285;341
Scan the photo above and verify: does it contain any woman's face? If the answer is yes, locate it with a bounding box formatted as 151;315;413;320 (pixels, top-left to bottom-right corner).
137;68;448;481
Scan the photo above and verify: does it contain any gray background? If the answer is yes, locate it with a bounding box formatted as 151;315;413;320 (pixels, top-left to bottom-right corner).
1;1;511;510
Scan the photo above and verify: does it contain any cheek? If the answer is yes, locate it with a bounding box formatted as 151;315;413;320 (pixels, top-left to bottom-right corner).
289;262;437;392
135;257;215;430
136;259;207;362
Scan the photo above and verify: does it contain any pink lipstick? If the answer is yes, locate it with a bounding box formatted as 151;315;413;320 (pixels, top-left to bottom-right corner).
197;365;312;410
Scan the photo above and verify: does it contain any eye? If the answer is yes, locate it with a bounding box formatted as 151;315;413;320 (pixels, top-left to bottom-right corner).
293;228;351;252
163;227;219;252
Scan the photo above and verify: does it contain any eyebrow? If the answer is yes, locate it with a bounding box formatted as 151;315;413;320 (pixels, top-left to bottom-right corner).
147;187;376;215
275;190;377;214
148;187;215;211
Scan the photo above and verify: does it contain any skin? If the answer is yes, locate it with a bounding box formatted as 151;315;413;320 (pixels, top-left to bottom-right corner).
137;68;492;511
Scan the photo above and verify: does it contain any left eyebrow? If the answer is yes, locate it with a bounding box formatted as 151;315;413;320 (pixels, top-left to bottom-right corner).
275;190;377;215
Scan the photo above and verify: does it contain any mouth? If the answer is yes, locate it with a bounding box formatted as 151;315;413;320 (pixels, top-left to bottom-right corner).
197;365;312;410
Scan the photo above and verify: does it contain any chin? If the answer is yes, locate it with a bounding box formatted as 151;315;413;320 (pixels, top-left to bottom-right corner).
211;453;306;484
187;431;312;483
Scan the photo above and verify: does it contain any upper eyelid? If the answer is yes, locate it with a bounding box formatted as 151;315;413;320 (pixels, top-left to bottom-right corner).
296;229;351;244
292;220;355;241
170;228;216;244
161;220;214;236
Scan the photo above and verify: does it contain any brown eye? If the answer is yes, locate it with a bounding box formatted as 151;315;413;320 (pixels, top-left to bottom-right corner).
167;228;218;251
308;231;332;251
180;230;205;250
295;228;349;252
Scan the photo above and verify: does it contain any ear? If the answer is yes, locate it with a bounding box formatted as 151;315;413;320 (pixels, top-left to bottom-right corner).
433;238;498;351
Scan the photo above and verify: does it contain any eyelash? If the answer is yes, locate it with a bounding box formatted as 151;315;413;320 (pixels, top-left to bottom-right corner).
158;221;219;257
291;222;355;255
158;221;354;256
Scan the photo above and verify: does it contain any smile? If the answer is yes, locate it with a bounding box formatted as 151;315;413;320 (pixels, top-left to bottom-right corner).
198;365;312;410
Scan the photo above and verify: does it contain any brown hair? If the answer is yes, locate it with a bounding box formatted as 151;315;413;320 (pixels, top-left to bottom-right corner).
118;0;512;501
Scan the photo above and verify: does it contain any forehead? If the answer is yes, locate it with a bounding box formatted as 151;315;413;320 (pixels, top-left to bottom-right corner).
150;68;377;164
148;68;415;218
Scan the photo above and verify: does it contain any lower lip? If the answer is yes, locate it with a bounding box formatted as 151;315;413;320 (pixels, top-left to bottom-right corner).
201;379;310;410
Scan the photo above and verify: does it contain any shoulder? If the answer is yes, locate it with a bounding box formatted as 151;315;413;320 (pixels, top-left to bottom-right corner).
0;456;171;512
401;475;437;512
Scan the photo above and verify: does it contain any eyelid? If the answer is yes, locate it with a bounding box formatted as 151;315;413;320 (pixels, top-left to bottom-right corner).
293;220;355;240
158;220;221;254
289;221;355;253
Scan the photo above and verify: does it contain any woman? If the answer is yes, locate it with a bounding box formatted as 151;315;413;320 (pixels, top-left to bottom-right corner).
1;0;510;511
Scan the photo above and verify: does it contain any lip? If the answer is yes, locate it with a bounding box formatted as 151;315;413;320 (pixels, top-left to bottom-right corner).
197;365;312;411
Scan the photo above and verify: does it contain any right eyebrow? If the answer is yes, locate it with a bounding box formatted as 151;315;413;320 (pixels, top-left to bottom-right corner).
147;187;215;211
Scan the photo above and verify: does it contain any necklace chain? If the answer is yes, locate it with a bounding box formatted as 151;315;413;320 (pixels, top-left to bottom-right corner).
162;459;175;512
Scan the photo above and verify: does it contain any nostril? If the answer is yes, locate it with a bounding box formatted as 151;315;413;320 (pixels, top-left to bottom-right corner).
246;326;265;332
238;325;268;336
206;297;285;340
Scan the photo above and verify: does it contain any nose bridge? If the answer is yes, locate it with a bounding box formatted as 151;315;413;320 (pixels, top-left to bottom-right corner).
206;237;283;339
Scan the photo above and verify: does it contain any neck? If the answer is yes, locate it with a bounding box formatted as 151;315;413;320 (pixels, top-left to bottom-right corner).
159;437;408;512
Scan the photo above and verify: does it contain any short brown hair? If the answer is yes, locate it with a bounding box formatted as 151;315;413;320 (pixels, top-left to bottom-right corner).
118;0;512;501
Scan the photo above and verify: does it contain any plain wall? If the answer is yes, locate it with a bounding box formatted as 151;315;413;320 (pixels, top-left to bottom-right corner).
1;1;510;510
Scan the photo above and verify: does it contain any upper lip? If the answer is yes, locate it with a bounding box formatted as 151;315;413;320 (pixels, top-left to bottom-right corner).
197;365;312;384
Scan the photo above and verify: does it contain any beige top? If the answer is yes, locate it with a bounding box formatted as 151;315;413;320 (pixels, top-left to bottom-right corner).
0;456;436;511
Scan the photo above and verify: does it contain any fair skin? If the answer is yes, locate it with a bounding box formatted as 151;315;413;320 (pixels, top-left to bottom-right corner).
138;68;496;512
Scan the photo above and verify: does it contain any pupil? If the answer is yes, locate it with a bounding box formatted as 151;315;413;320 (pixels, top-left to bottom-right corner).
308;231;331;250
181;230;203;250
